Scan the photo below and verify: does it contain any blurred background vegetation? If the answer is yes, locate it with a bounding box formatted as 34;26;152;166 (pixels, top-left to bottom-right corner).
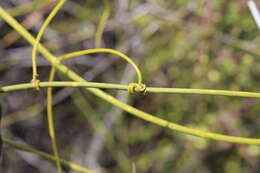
0;0;260;172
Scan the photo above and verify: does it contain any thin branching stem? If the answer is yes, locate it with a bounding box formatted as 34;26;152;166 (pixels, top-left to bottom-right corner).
1;5;260;153
31;0;66;83
30;0;67;172
1;82;260;98
57;48;143;85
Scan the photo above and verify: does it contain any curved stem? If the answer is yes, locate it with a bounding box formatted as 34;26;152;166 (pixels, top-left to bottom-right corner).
31;0;66;82
57;48;143;85
1;6;260;146
30;0;67;172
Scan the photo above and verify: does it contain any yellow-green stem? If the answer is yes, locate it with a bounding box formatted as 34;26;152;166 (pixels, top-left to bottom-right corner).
1;82;260;99
57;48;143;85
31;0;67;172
1;6;260;146
47;67;62;173
31;0;66;82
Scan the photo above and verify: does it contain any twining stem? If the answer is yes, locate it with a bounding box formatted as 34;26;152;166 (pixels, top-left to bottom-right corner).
57;48;143;85
47;3;111;171
31;0;66;84
1;6;260;145
2;138;93;173
1;81;260;98
30;0;67;172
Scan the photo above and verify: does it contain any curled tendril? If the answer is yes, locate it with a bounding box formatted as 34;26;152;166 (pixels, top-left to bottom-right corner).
128;83;147;94
31;78;41;91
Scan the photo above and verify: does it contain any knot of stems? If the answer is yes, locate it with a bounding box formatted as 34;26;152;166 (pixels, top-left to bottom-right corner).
31;77;41;91
128;83;146;94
